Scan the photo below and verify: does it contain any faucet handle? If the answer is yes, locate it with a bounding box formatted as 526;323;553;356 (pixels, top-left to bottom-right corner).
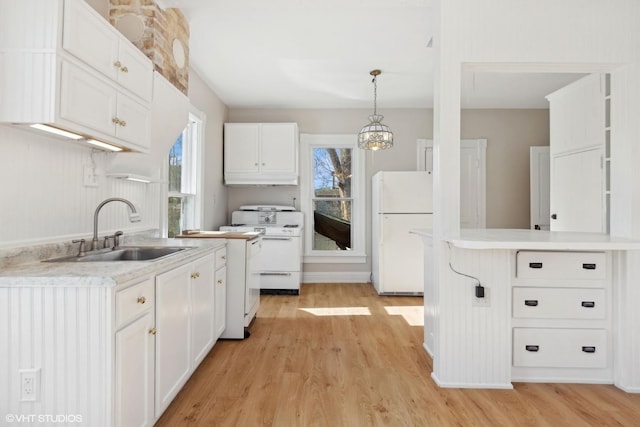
113;231;124;249
72;239;86;257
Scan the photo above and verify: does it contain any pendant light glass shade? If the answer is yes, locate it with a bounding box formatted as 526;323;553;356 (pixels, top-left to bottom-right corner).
358;70;393;151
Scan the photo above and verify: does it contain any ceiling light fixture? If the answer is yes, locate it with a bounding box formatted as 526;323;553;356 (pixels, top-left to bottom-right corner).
358;69;393;151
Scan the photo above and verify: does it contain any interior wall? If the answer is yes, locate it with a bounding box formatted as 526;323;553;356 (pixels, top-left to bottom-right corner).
0;125;160;248
227;107;548;271
189;68;229;230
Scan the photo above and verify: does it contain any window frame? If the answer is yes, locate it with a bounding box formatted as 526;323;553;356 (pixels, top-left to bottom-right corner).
164;109;204;237
300;134;366;263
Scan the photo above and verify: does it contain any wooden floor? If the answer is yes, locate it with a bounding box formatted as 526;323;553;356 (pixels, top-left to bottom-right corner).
156;283;640;426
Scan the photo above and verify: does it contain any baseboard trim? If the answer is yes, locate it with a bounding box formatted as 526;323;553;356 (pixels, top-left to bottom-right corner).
431;372;514;390
302;271;371;283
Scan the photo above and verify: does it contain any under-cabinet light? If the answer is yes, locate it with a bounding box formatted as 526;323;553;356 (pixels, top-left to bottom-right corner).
86;139;123;152
30;124;84;140
108;173;152;183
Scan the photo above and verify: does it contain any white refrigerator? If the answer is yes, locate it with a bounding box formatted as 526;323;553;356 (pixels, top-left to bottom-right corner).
371;171;433;294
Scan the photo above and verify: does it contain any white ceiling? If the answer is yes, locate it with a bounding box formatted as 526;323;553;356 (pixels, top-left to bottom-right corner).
158;0;585;109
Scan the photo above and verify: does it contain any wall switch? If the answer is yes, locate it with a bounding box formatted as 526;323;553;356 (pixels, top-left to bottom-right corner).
83;165;98;187
472;286;490;308
20;368;40;401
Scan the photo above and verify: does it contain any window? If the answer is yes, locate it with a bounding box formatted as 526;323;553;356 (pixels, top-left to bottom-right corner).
300;134;365;263
167;112;203;237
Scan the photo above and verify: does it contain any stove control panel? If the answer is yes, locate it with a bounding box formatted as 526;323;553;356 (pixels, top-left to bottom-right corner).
258;212;276;224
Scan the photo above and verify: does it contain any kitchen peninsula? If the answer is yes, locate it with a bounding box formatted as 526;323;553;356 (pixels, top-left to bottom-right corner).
412;228;640;392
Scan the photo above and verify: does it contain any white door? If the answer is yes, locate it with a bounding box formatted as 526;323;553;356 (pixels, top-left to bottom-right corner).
550;148;604;232
260;123;298;174
214;266;227;340
224;123;260;173
417;139;486;228
190;254;216;367
530;146;551;230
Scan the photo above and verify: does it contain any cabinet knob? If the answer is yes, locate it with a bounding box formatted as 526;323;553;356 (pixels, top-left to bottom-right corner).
262;163;266;166
120;66;128;73
113;60;122;68
137;296;146;304
149;328;157;335
551;213;557;220
191;272;200;279
112;117;120;125
217;279;223;285
254;163;259;166
119;120;127;127
221;255;226;260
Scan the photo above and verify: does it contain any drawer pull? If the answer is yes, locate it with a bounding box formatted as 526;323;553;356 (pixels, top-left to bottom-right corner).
149;328;157;335
582;263;597;270
525;345;539;352
137;296;146;304
221;255;226;260
581;301;595;308
217;279;223;285
582;346;596;353
191;272;200;279
528;262;543;269
524;300;539;307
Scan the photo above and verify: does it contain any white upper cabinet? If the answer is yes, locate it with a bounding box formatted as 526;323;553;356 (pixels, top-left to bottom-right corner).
224;123;299;185
0;0;153;152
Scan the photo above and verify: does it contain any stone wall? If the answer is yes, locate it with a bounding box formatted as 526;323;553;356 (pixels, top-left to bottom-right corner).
109;0;189;95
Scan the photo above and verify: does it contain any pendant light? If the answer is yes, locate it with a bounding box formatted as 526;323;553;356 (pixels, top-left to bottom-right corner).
358;69;393;151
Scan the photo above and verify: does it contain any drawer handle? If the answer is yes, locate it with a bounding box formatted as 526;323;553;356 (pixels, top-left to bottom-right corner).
525;345;539;352
524;300;539;307
528;262;543;269
191;272;200;279
581;301;595;308
137;296;146;304
149;328;157;335
582;263;597;270
582;346;596;353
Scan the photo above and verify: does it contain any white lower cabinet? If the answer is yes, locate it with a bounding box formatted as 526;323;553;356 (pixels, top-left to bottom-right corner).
155;253;216;418
214;247;227;340
512;250;612;383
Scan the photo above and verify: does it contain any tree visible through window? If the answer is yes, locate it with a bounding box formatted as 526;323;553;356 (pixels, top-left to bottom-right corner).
313;147;352;250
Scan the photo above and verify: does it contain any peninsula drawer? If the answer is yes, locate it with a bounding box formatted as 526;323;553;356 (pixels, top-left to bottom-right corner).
516;251;606;280
513;328;607;368
116;278;154;327
215;247;227;269
513;287;605;319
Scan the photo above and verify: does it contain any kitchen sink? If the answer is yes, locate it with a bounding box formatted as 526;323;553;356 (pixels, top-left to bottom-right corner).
45;246;192;263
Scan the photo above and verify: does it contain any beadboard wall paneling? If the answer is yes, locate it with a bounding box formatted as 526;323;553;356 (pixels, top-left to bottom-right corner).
0;285;111;427
0;124;161;248
433;245;512;388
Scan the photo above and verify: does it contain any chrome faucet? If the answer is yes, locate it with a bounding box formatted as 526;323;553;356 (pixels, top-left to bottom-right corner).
91;198;141;250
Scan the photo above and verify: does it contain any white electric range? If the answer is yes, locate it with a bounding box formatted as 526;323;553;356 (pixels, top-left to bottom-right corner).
220;205;304;294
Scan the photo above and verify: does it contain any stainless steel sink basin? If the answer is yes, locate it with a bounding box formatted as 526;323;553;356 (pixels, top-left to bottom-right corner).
45;246;192;262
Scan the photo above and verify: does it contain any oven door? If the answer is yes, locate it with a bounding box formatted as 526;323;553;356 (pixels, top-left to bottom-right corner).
257;236;301;272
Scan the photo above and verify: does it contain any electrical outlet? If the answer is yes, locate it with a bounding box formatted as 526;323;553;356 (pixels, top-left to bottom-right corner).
20;368;40;401
83;165;98;187
472;286;491;307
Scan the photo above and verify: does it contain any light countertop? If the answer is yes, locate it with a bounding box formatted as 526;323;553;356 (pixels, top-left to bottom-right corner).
410;228;640;250
0;238;226;288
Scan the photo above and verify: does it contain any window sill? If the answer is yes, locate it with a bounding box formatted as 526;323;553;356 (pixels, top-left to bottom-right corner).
303;254;367;264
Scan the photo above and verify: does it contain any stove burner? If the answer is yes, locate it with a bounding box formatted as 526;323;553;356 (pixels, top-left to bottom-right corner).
283;224;299;228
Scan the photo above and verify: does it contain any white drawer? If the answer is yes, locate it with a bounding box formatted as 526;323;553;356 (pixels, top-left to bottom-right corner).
513;287;605;319
516;251;606;280
513;328;607;368
215;247;227;269
259;271;301;291
116;278;154;328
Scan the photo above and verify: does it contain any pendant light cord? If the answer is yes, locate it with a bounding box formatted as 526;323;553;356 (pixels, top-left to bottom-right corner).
372;75;378;115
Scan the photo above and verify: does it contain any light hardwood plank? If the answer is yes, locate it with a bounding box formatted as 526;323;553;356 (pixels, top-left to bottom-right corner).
156;283;640;426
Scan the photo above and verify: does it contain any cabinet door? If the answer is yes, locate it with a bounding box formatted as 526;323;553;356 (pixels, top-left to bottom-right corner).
115;311;154;427
155;263;191;418
117;41;153;101
260;123;298;174
215;266;227;340
550;148;604;232
224;123;260;173
59;60;117;136
115;93;150;149
190;254;216;366
62;0;119;81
